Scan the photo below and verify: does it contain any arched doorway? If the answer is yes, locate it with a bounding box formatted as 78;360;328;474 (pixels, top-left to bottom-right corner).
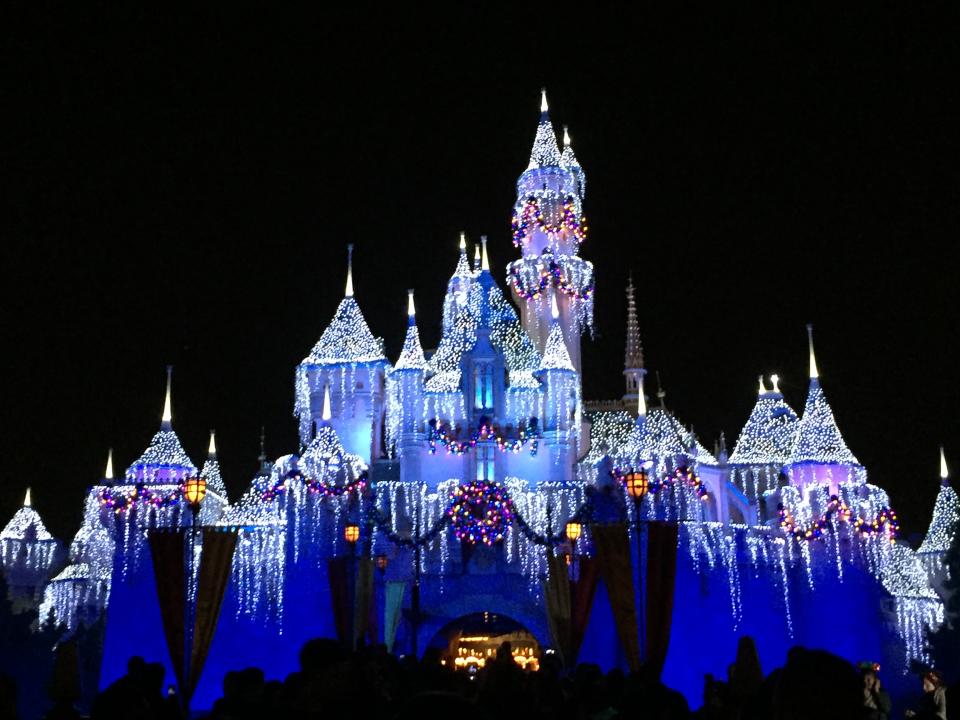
428;612;541;673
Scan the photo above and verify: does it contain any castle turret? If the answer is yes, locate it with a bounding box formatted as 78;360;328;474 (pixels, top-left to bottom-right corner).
729;373;799;503
296;245;390;463
507;90;594;374
917;447;959;598
126;367;197;483
623;277;646;405
1;488;63;613
536;293;580;481
786;326;862;496
387;290;428;482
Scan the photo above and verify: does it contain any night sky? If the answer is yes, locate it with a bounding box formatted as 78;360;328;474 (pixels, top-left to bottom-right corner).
3;5;957;541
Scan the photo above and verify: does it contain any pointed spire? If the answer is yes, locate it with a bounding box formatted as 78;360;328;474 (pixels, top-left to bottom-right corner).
624;276;644;370
563;125;571;147
161;365;173;430
395;290;427;371
528;89;562;169
473;243;481;271
258;426;266;464
345;244;355;298
23;487;31;508
208;430;217;458
806;324;819;380
758;375;768;395
321;385;332;422
637;374;647;419
770;374;781;394
459;231;466;253
656;371;667;409
480;235;490;272
550;290;560;321
104;448;114;481
941;445;950;486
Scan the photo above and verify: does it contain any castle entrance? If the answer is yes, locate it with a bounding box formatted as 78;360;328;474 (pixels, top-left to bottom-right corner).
428;611;541;673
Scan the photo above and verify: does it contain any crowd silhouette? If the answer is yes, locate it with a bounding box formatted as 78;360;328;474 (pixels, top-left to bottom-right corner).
0;635;951;719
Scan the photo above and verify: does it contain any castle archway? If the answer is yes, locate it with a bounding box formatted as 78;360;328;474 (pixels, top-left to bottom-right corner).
428;612;541;672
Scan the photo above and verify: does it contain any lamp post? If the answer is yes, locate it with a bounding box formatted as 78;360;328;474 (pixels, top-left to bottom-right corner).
565;520;582;581
624;469;649;664
181;474;206;713
344;523;359;650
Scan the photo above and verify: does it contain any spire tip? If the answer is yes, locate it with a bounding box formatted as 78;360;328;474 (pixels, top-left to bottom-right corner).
23;487;31;508
480;235;490;272
540;88;549;114
161;366;173;427
806;324;819;379
345;244;355;297
105;448;114;480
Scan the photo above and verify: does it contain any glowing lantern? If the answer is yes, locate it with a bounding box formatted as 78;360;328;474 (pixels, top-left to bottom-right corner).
183;476;207;508
565;521;582;543
624;469;649;500
344;524;360;544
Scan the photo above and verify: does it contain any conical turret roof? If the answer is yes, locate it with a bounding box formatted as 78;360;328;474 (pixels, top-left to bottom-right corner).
729;378;799;466
918;448;958;555
200;431;228;501
394;290;427;371
127;369;197;481
527;89;562;169
1;489;54;542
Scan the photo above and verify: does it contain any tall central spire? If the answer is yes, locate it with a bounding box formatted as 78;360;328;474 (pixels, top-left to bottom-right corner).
623;277;645;404
807;324;819;381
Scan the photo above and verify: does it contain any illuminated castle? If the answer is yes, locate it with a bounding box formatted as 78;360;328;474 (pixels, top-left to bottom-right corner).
4;92;956;709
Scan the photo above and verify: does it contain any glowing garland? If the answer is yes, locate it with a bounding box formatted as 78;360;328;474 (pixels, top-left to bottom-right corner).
511;196;587;248
427;418;540;456
508;255;595;301
97;483;184;513
777;495;899;543
447;480;515;546
611;465;710;501
260;469;368;502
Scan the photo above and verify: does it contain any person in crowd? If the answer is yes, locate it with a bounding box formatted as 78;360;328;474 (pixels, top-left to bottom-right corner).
905;670;947;720
859;662;891;720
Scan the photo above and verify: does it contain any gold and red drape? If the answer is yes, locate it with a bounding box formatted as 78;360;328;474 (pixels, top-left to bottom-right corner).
591;523;642;673
150;527;238;702
543;553;601;669
643;520;678;675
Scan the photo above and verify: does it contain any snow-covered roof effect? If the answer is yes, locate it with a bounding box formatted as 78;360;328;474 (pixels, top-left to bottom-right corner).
729;390;799;466
1;490;54;542
303;296;387;366
788;380;859;466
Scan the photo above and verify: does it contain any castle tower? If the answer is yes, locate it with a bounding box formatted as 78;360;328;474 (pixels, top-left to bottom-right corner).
1;488;63;613
296;245;390;464
786;326;862;496
917;447;959;599
126;367;197;484
388;289;428;483
623;277;646;405
535;293;580;482
507;91;594;374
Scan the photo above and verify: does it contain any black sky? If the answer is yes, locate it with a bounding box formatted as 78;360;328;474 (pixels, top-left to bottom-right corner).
2;4;957;540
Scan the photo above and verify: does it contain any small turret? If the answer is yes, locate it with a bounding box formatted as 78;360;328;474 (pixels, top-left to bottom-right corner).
917;446;959;598
126;368;196;483
623;277;646;405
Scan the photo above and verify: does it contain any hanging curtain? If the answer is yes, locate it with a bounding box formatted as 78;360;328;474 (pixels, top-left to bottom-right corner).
354;557;375;647
644;520;678;675
570;556;600;664
591;523;641;672
327;557;351;647
383;582;406;653
542;551;573;667
188;528;238;696
149;529;186;690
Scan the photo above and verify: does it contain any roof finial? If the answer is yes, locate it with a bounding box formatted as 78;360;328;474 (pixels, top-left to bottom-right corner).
161;365;173;429
656;371;667;409
563;125;571;147
322;385;332;422
637;374;647;419
258;426;266;463
758;375;768;395
770;374;781;393
624;276;644;371
473;243;481;271
940;445;949;485
105;448;114;480
345;244;355;298
208;430;217;457
407;289;416;319
550;290;560;321
23;487;31;508
480;235;490;272
459;232;467;253
806;324;819;380
540;88;549;114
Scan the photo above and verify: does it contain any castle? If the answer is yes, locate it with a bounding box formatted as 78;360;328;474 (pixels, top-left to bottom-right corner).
2;92;956;709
